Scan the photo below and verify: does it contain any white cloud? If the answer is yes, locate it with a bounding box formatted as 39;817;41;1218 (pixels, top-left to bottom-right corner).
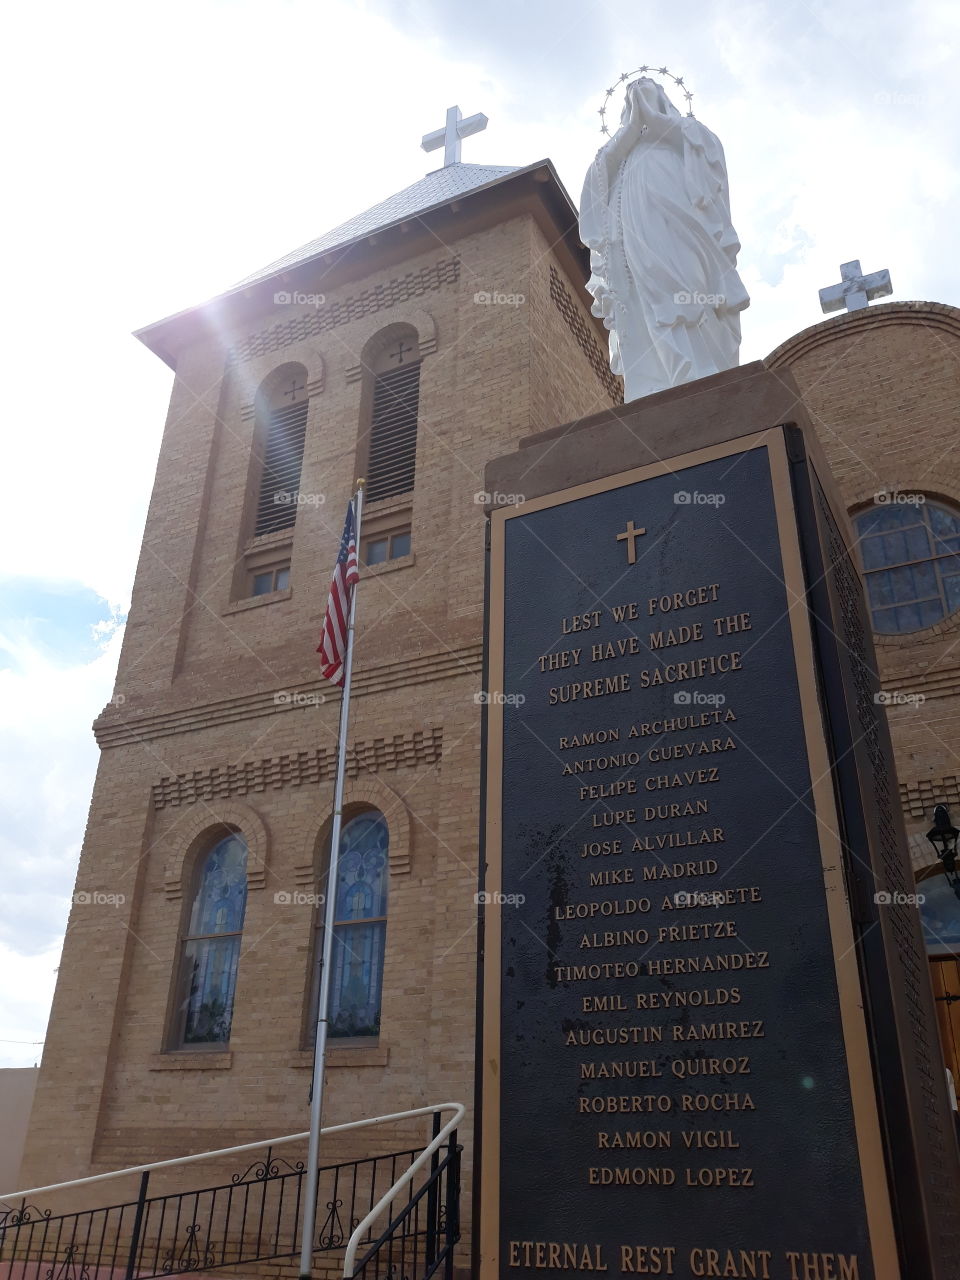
0;623;123;1066
0;942;61;1071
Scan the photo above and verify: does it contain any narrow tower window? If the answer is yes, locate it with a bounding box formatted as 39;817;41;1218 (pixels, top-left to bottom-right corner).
254;383;309;535
365;337;421;502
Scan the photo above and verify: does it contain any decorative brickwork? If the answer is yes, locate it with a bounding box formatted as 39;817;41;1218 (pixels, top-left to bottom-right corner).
95;647;482;749
549;265;623;404
229;259;460;364
294;776;414;877
162;800;270;900
151;728;444;810
901;776;960;822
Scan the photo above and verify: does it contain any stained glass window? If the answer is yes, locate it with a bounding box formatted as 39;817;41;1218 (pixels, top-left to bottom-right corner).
919;873;960;957
309;812;389;1042
173;833;248;1048
854;500;960;634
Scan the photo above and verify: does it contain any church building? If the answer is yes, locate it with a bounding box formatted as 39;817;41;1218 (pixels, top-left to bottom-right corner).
11;109;960;1278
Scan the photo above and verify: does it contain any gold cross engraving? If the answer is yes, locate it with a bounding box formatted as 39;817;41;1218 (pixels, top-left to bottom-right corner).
616;519;647;564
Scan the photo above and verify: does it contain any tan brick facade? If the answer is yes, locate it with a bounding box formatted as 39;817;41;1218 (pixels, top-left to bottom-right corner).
768;301;960;874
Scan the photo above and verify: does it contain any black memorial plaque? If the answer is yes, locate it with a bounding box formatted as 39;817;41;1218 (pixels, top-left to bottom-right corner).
480;431;903;1280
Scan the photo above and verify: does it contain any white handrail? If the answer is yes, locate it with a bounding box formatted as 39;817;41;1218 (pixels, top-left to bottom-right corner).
0;1102;463;1204
342;1101;465;1278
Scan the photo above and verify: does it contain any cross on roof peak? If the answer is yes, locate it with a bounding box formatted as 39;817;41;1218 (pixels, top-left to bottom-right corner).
421;105;488;168
819;259;893;314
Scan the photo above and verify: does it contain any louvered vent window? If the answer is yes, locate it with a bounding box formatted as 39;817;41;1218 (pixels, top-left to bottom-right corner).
366;363;421;502
254;400;308;536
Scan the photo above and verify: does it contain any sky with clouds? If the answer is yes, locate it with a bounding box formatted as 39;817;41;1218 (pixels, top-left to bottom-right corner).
1;0;957;1069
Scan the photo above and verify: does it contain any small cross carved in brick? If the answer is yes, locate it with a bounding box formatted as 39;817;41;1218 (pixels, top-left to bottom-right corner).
284;377;306;401
388;340;414;365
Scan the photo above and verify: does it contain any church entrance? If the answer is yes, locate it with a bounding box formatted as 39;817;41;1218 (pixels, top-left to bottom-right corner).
918;866;960;1090
930;957;960;1085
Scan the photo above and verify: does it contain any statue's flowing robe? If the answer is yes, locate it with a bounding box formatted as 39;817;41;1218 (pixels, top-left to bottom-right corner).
580;82;750;402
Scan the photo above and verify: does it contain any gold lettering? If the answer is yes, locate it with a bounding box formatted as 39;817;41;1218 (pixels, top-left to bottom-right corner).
649;623;704;649
589;867;634;884
538;647;582;672
671;1019;765;1042
712;611;752;636
550;674;632;704
785;1256;859;1280
646;584;721;615
560;728;621;749
587;1166;676;1185
690;1251;771;1279
684;1166;754;1187
561;610;602;633
558;896;650;921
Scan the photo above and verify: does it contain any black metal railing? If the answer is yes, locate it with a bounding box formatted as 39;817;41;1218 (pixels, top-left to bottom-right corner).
349;1128;461;1280
0;1131;460;1280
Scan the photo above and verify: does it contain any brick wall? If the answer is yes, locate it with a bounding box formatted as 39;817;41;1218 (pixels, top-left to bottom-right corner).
768;301;960;866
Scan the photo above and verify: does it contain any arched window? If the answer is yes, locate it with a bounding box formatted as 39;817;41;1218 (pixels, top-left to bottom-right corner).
853;499;960;634
171;832;248;1048
364;335;421;503
253;365;309;537
308;812;389;1042
918;867;960;957
237;364;310;599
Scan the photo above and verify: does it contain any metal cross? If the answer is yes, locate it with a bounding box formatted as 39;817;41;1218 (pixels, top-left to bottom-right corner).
284;378;306;401
819;260;893;314
616;520;647;564
421;105;488;167
388;340;414;365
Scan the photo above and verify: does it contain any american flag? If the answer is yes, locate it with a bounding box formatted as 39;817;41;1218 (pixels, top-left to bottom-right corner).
317;501;360;686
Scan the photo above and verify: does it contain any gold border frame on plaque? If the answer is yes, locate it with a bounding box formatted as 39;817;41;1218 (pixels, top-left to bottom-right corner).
480;428;899;1280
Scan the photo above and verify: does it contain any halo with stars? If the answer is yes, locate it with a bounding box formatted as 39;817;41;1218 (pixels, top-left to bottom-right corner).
598;66;695;135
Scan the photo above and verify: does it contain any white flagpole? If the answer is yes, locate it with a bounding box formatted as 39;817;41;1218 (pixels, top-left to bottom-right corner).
299;482;365;1280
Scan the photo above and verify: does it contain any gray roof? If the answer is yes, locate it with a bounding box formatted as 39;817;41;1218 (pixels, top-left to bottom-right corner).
234;162;519;289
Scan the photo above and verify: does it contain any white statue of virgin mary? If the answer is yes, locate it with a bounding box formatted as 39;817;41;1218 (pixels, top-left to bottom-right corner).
580;77;750;403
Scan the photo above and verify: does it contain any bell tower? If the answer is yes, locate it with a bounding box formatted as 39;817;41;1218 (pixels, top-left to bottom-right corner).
16;120;618;1272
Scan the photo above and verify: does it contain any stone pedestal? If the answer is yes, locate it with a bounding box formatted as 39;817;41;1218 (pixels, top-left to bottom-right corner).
476;363;960;1280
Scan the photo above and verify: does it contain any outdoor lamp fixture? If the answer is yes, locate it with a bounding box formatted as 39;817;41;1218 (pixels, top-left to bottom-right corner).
926;804;960;901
